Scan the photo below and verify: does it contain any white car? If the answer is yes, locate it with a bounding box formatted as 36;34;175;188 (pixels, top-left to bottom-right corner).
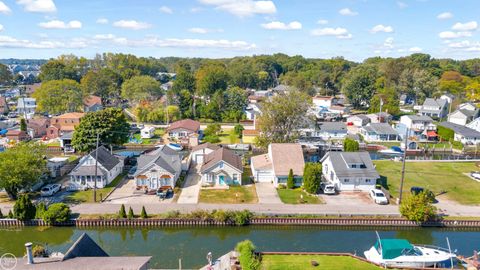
40;184;61;197
370;189;389;205
470;171;480;180
321;182;336;195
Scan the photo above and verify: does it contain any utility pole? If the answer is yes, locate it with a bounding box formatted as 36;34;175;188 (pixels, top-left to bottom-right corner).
93;132;99;202
398;128;409;204
379;98;383;113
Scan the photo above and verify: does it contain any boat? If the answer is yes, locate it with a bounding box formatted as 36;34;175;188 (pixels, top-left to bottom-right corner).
226;144;250;151
378;146;403;155
364;234;456;268
167;143;183;151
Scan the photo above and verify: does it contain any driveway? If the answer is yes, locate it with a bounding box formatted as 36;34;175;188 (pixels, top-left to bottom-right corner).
177;165;201;204
255;183;282;204
104;178;173;204
321;192;376;206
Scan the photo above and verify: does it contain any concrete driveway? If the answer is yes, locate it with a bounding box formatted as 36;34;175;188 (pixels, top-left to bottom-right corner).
255;183;282;204
104;178;173;204
321;191;377;206
177;166;201;204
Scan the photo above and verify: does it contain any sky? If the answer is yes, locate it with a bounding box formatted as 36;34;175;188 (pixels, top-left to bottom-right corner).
0;0;479;61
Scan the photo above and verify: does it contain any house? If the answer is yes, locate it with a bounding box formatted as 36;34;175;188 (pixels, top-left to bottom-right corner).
244;103;262;121
140;126;155;139
347;114;370;127
166;119;200;139
321;151;380;191
447;103;479;126
360;123;399;142
200;147;243;187
17;97;36;118
25;83;41;95
440;93;455;105
6;129;29;142
397;115;437;141
189;143;220;165
438;122;480;145
27;117;50;138
467;117;480;132
69;146;124;189
60;132;74;152
251;143;305;187
312;96;336;109
0;96;8;114
83;95;103;112
134;145;182;191
304;122;347;140
418;98;449;119
47;112;84;139
366;112;392;124
271;84;289;94
47;157;69;178
399;94;414;106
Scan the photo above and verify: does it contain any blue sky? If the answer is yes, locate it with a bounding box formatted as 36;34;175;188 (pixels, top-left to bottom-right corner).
0;0;479;61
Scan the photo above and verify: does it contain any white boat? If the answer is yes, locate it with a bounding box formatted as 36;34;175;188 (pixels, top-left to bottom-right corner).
378;146;403;155
227;144;250;151
364;235;455;268
167;143;183;151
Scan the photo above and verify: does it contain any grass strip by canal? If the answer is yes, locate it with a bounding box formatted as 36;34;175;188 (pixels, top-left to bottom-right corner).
260;254;385;270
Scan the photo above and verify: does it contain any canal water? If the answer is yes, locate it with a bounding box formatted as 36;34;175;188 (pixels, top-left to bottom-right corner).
0;226;479;269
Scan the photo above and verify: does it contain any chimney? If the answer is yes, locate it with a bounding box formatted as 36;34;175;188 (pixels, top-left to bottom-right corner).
25;242;34;264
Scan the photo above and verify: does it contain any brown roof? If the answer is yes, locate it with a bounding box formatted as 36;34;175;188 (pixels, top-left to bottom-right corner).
191;142;220;152
55;112;85;119
6;130;27;136
200;147;243;173
269;143;305;176
242;129;260;136
28;117;50;128
166;119;200;132
83;95;102;107
251;154;272;170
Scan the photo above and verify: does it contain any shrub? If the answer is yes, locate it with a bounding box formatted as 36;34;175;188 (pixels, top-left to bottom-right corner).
140;206;148;219
164;210;181;218
187;209;212;220
234;210;253;226
204;123;221;136
35;202;47;219
277;184;286;190
343;137;360;152
0;208;3;218
128;207;134;219
437;125;454;141
32;245;48;257
303;163;322;194
400;192;437;223
212;209;235;223
235;240;260;270
42;203;71;224
7;210;13;218
13;194;36;221
234;124;244;138
203;135;220;143
118;204;127;218
286;169;295;189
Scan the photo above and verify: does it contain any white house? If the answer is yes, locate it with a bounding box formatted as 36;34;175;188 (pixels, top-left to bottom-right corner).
366;112;392;124
141;126;155;139
321;151;380;191
17;98;36;119
244;103;262;121
347;114;370;127
304;122;347;140
251;143;305;187
439;122;480;145
398;115;437;141
447;103;479;126
418;98;449;119
189;143;220;165
69;146;124;189
360;123;399;142
312;96;336;109
467;117;480;132
200;147;243;187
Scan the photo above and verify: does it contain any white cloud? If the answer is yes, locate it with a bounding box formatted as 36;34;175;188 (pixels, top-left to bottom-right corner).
397;1;407;9
159;6;173;14
94;34;116;40
38;20;82;29
438;31;472;39
339;8;358;16
113;20;151;30
16;0;56;13
447;40;480;51
0;1;11;14
261;21;302;30
188;27;223;34
199;0;276;17
384;37;394;48
452;21;477;31
317;19;328;25
409;47;422;52
371;24;394;33
311;27;352;39
96;18;108;24
437;12;453;20
0;24;3;31
0;35;87;49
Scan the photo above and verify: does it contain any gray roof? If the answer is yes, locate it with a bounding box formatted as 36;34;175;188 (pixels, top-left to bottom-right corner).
60;131;73;140
63;233;109;260
439;122;480;138
317;122;347;133
69;165;108;176
135;145;181;176
404;115;434;122
363;123;398;135
348;114;369;121
452;109;478;118
321;151;380;179
16;257;151;270
89;146;120;171
423;98;447;108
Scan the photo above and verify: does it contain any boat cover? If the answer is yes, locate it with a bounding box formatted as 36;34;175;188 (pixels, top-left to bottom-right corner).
375;239;413;259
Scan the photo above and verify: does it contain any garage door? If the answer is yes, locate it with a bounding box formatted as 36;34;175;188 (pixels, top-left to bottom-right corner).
256;171;273;183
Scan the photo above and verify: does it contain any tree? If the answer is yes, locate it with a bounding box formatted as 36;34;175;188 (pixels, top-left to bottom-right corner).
42;203;71;224
118;204;127;218
400;192;437;222
0;63;12;85
121;75;162;103
204;123;221;137
437;125;454;142
256;90;311;148
72;108;130;152
343;138;360;152
39;59;79;82
235;240;260;270
33;79;84;114
234;124;244;138
303;163;322;194
35;202;47;219
81;69;122;103
222;87;248;122
128;207;134;219
140;206;148;219
287;169;295;189
342;65;378;109
195;62;229;97
13;194;36;221
7;210;13;218
172;61;195;93
0;208;3;218
0;143;46;199
465;78;480;101
20;118;27;132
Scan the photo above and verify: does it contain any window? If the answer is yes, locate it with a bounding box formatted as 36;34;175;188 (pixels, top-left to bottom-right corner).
344;179;349;183
352;164;357;168
366;179;371;183
233;174;238;181
219;162;223;169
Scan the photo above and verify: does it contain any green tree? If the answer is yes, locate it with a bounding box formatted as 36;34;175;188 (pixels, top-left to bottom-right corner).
39;59;79;82
234;124;244;138
7;210;13;218
222;86;248;122
42;203;71;224
81;69;122;103
35;202;47;219
140;206;148;219
342;65;378;109
343;138;360;152
121;75;162;103
172;61;196;93
204;123;221;136
195;62;229;97
287;169;295;189
437;125;454;142
0;143;46;199
71;108;130;152
33;79;84;114
20;118;27;132
13;194;36;221
118;204;127;218
0;208;3;218
128;207;134;219
400;192;437;222
0;63;12;85
235;240;260;270
303;163;322;194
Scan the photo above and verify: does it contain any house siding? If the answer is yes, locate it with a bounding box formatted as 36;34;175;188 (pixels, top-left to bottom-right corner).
201;162;242;186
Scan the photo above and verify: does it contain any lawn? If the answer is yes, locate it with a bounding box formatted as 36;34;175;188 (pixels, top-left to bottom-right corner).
218;128;241;144
371;141;401;147
374;161;480;205
260;255;383;270
65;173;126;203
277;188;323;204
131;134;159;145
199;185;258;203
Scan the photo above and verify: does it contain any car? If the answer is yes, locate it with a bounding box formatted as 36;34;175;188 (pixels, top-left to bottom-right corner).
370;189;389;205
471;171;480;180
7;112;17;118
128;166;137;178
40;184;61;197
320;182;336;195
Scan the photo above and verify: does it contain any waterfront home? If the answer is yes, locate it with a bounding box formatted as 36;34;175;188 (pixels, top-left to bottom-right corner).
251;143;305;187
83;95;103;112
46;112;84;139
140;126;155;139
438;122;480;145
189;142;220;165
312;95;337;109
397;115;437;141
59;132;74;152
6;129;29;142
321;151;379;191
366;112;392;124
447;103;479;126
466;117;480;132
69;146;124;189
17;97;36;118
0;96;8;114
360;123;399;142
27;117;50;138
47;157;69;178
134;145;182;191
166;119;200;139
303;122;348;140
200;147;243;187
418;97;449;119
347;114;370;127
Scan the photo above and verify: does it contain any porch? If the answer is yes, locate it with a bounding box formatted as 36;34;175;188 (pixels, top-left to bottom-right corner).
135;174;174;191
202;171;240;187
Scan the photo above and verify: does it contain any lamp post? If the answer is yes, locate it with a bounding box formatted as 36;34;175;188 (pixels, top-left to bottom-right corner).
398;128;409;204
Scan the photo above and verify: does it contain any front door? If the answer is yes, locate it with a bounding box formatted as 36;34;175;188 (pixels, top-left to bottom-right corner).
219;175;225;185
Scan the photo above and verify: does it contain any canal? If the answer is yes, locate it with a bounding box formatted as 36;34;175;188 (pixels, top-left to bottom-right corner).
1;226;479;269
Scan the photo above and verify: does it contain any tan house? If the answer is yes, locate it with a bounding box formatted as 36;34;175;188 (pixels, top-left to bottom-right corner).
27;117;50;138
47;112;84;139
6;130;29;142
166;119;200;139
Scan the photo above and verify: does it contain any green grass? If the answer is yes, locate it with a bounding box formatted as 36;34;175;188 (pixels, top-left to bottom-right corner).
131;133;159;145
243;165;253;184
199;185;258;203
277;188;323;204
218;128;241;144
374;161;480;204
65;173;126;203
46;141;61;147
154;128;165;137
260;255;384;270
420;142;451;149
371;141;401;147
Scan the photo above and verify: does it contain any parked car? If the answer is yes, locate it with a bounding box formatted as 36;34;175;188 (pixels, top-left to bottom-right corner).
369;189;389;205
7;112;17;118
40;184;61;197
320;182;336;195
157;188;173;199
410;186;436;202
128;166;137;178
470;171;480;180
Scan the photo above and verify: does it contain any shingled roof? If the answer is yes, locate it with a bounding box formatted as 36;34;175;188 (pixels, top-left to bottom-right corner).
89;146;120;171
63;233;109;260
200;147;243;173
135;145;181;176
166;119;200;133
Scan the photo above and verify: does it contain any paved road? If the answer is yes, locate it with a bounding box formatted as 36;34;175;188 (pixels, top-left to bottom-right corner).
177;166;201;204
255;183;282;204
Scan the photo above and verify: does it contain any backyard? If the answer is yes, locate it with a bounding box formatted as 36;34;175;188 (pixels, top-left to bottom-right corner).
65;173;126;203
199;185;258;203
277;188;323;204
260;254;383;270
218;128;241;144
374;161;480;205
